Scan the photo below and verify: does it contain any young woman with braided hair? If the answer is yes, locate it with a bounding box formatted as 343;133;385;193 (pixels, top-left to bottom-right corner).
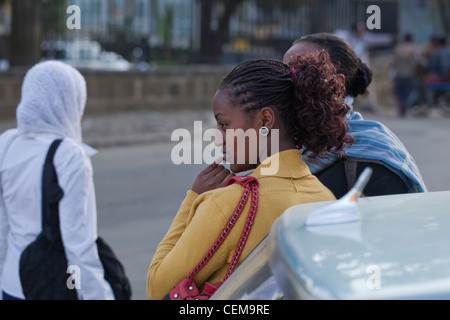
147;52;352;300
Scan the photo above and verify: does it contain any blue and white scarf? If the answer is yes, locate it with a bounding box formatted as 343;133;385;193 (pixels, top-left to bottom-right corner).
302;97;428;193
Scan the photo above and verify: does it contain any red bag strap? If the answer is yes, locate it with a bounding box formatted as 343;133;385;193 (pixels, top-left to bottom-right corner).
188;176;259;281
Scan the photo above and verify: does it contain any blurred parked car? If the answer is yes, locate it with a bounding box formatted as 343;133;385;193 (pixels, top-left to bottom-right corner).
212;169;450;300
41;39;131;71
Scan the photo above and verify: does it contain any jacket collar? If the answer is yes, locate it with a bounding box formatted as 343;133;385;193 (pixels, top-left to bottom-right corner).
251;149;311;179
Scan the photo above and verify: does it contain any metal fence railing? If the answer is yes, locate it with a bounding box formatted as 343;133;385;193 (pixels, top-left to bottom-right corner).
220;0;399;64
2;0;444;67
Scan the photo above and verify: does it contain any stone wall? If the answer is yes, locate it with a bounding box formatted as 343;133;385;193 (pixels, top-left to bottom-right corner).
0;57;396;121
0;65;231;120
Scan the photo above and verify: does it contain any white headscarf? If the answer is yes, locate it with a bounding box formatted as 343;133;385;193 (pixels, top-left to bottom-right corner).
16;60;87;143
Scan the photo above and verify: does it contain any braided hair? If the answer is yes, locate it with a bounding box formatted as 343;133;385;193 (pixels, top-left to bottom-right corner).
219;51;353;156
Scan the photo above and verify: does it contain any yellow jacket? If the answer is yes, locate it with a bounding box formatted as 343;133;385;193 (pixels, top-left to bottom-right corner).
147;149;336;300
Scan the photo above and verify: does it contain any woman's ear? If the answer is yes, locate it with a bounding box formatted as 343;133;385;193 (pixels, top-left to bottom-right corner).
259;107;276;130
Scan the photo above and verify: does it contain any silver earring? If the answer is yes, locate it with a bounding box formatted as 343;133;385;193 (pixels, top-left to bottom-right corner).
260;126;270;137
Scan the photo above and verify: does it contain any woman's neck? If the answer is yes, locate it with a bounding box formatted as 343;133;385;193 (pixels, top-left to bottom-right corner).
262;137;298;163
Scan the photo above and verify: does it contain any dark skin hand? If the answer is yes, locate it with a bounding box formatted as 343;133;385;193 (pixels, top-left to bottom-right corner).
191;159;235;195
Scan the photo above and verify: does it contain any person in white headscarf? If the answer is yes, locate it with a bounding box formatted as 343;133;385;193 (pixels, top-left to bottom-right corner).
0;61;114;300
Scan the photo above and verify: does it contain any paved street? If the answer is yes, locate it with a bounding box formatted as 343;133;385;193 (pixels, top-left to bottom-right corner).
366;112;450;192
93;143;204;300
90;110;450;300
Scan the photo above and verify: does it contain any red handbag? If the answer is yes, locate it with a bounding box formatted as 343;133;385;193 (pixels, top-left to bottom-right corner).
168;176;259;300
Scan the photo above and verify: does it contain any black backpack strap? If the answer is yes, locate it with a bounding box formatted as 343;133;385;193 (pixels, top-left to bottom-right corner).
344;158;358;190
44;140;63;168
41;139;64;245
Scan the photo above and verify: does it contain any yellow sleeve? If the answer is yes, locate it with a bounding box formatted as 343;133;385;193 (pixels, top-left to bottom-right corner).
146;190;230;300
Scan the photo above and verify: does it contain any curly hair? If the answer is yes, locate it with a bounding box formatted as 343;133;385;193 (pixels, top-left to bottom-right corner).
294;33;373;98
219;51;353;156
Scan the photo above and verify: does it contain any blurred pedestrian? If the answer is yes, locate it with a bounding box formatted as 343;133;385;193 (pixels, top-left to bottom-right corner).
336;22;393;113
427;36;450;82
147;53;352;300
0;61;114;300
422;36;440;62
422;36;450;108
391;34;419;116
284;33;427;198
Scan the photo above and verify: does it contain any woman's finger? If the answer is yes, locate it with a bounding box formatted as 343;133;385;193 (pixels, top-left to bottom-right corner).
202;160;221;174
220;172;236;187
216;167;233;181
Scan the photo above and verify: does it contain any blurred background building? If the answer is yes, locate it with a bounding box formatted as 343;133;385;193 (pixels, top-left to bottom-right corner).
0;0;448;68
0;0;449;120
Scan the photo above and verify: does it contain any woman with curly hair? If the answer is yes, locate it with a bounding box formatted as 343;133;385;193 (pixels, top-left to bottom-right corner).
147;51;352;300
284;33;427;197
